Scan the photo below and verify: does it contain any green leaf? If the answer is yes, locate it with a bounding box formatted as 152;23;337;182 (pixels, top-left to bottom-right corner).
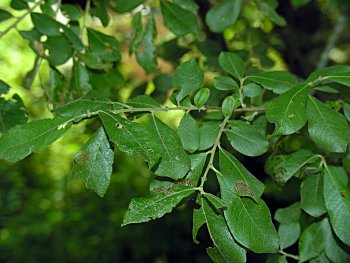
0;9;13;22
0;117;71;162
173;0;199;12
278;222;301;249
266;83;311;135
218;52;244;80
243;83;262;97
23;56;40;90
122;185;196;226
310;253;331;263
137;14;158;73
321;218;350;263
225;120;268;157
0;95;27;133
55;98;122;119
186;153;207;185
326;72;350;87
299;221;325;262
213;76;239;92
252;115;268;136
274;202;301;224
203;193;227;209
127;95;161;108
109;0;144;13
247;71;298;94
192;204;205;244
306;65;350;83
257;0;286;26
30;13;61;36
68;127;114;197
323;165;350;246
178;113;199;153
19;28;41;43
307;96;350;152
194;88;210;107
70;61;92;93
198;122;220;151
218;149;265;202
173;59;204;102
206;247;223;263
10;0;28;10
89;67;124;98
221;96;235;117
314;85;339;94
225;197;279;253
0;79;9;94
160;0;199;36
344;103;350;122
149;179;174;194
200;198;246;263
44;35;73;66
91;2;110;26
272;150;318;184
300;173;326;217
40;2;55;17
61;4;81;21
205;0;242;33
328;165;348;185
130;12;144;52
62;25;84;51
147;115;191;179
49;67;66;103
87;28;121;62
99;112;160;168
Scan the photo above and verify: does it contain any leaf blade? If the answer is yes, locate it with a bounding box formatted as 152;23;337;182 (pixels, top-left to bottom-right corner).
266;83;310;135
307;96;350;152
225;120;268;157
68;127;114;197
122;185;196;226
0;117;71;162
147;115;191;179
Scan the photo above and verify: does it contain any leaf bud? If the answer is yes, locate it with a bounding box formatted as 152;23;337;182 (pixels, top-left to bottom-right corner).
194;88;210;107
222;96;235;117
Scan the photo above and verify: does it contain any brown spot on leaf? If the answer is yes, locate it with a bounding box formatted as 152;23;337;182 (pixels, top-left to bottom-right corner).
234;181;252;196
74;151;90;165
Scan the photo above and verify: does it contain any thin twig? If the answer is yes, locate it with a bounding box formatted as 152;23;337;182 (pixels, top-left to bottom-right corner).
199;115;230;189
0;0;44;39
317;13;348;69
279;250;300;261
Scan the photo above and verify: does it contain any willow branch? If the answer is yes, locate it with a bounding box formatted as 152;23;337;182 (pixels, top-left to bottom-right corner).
63;104;266;123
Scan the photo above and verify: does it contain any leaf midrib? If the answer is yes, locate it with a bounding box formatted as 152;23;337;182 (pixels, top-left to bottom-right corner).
151;115;172;161
277;84;309;132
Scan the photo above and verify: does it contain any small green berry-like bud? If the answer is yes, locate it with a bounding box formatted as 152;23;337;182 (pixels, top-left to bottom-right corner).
194;88;210;107
222;96;235;117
